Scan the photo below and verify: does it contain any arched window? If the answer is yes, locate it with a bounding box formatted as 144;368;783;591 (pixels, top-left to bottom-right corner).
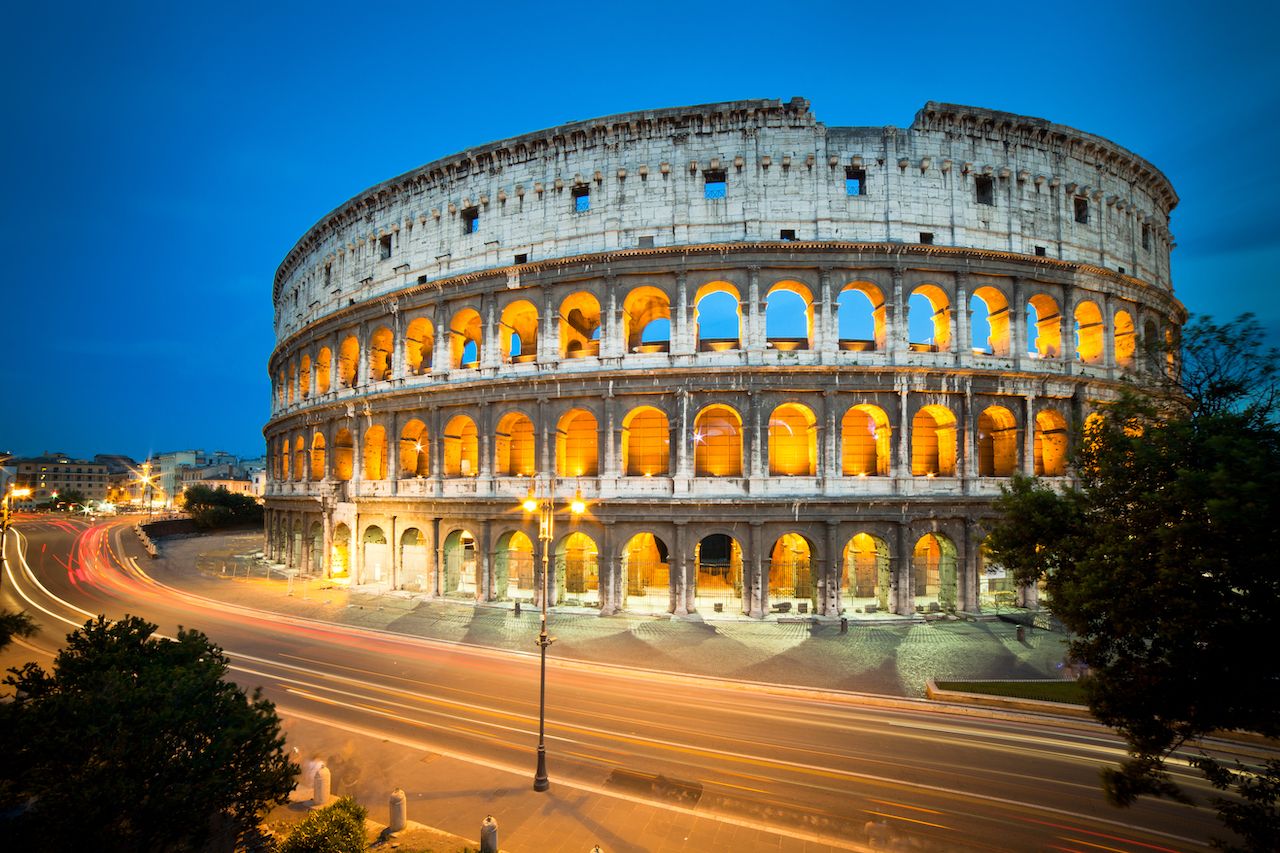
405;317;434;375
765;281;813;351
1026;294;1062;358
331;523;351;579
495;411;536;476
558;532;599;601
1034;409;1068;476
298;355;310;399
908;285;952;351
842;404;890;476
621;532;670;608
314;347;332;395
500;300;539;364
560;292;601;359
556;409;598;477
287;362;296;405
1143;319;1160;371
1114;310;1136;367
769;533;814;607
913;533;957;611
837;282;886;351
280;437;290;480
976;406;1018;476
368;326;393;381
621;406;669;476
970;286;1010;356
694;282;741;352
293;436;306;481
362;425;387;480
694;405;742;476
623;286;671;353
310;432;326;481
443;415;478;477
337;336;359;388
768;403;817;476
333;428;354;481
399;419;429;478
362;525;389;582
844;533;891;612
1074;300;1104;364
912;405;957;476
450;309;482;368
496;530;535;601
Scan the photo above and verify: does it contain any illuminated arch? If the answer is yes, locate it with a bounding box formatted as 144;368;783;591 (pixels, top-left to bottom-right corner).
623;286;671;353
769;533;815;608
768;403;817;476
557;532;599;602
400;527;429;590
279;437;290;480
556;408;598;477
495;411;536;476
338;335;359;388
621;406;669;476
314;346;332;395
331;523;351;579
621;532;670;608
443;415;478;477
287;362;296;404
843;533;891;613
908;284;952;351
970;286;1010;356
913;533;957;611
765;281;813;351
293;436;306;481
333;428;355;481
841;404;891;476
368;326;393;381
912;405;957;476
298;355;311;399
1034;409;1069;476
450;308;482;368
694;533;743;608
694;281;741;352
309;432;326;481
398;419;429;478
693;405;742;476
405;317;434;375
837;282;886;351
500;299;539;363
1114;310;1136;367
1026;294;1061;358
362;524;389;582
976;406;1018;476
560;291;601;359
495;530;535;601
1074;300;1104;364
442;528;478;596
362;425;387;480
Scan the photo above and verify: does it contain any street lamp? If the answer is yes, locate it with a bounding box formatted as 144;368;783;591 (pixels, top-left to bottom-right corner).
2;485;33;589
520;476;586;792
138;461;157;523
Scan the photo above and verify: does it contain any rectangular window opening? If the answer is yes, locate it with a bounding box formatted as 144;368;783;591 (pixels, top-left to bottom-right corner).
572;185;590;212
780;229;796;241
379;234;392;260
1074;197;1089;225
845;167;866;196
637;235;655;249
975;175;995;206
919;232;934;245
1141;224;1151;250
514;253;528;265
704;169;727;200
1034;245;1046;257
462;207;480;234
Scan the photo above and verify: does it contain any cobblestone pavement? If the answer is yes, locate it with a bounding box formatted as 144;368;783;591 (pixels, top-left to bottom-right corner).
154;531;1070;700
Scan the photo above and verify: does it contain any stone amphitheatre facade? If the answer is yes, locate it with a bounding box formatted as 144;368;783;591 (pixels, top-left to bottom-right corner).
264;97;1182;619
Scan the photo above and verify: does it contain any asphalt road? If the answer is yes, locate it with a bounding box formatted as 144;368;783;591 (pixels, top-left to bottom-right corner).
0;517;1258;852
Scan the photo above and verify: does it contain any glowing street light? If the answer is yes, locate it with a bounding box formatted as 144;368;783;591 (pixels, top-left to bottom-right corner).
518;475;586;792
2;485;33;589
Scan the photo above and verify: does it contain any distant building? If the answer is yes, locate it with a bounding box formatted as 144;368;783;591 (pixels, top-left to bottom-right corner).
14;453;109;502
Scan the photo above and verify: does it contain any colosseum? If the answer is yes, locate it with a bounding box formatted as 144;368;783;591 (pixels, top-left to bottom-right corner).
264;97;1182;620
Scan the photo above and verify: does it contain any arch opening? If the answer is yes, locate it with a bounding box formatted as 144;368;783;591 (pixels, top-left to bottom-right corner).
768;403;817;476
842;404;891;476
557;532;599;607
500;300;539;364
765;282;813;351
333;428;354;481
769;533;815;613
315;347;332;395
338;336;359;388
556;409;599;477
495;530;535;603
908;285;951;352
976;406;1018;476
368;326;393;381
693;405;742;476
362;425;387;480
913;533;957;612
400;527;428;592
495;412;536;477
694;282;741;352
405;317;434;375
621;406;669;476
694;533;742;613
911;405;957;476
331;523;351;581
843;533;891;614
837;282;886;351
623;286;671;353
362;524;389;583
970;286;1010;356
1074;300;1104;364
1034;409;1069;476
309;432;326;481
450;308;482;369
399;419;429;478
442;529;478;598
443;415;478;477
621;532;670;613
1114;309;1136;367
560;292;601;359
1026;294;1061;358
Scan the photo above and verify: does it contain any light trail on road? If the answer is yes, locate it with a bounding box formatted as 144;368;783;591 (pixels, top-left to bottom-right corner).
1;517;1258;852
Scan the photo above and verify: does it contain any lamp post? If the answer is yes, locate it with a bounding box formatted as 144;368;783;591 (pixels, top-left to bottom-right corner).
520;476;585;792
2;486;33;589
139;461;156;523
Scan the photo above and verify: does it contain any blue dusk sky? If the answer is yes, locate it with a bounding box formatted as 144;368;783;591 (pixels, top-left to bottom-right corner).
1;0;1277;463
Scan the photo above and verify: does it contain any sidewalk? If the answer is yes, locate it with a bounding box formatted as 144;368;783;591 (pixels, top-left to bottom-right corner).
149;530;1069;700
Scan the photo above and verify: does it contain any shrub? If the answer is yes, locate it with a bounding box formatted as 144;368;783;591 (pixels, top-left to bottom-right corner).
280;796;368;853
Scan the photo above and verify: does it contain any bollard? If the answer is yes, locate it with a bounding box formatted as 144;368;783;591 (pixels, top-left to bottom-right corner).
514;600;521;616
1016;625;1026;642
388;788;407;833
839;616;848;634
313;763;331;805
480;815;499;853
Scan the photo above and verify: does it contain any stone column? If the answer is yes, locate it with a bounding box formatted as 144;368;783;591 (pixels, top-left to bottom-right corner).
602;276;624;360
672;520;687;615
537;397;550;477
603;393;619;478
817;267;837;355
1010;277;1026;369
599;521;618;615
479;520;492;601
672;273;694;357
391;310;405;379
895;383;911;480
960;385;973;485
745;266;763;352
432;311;450;375
1060;285;1076;365
962;517;981;612
954;272;970;367
1023;394;1037;476
748;391;764;481
480;294;500;370
538;289;558;365
675;389;692;481
478;402;492;483
823;519;840;616
431;517;443;597
820;390;836;483
749;521;765;618
888;269;905;363
352;511;363;584
895;520;912;615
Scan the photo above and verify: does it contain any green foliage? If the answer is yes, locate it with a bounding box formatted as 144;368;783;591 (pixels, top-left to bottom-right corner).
185;483;264;529
0;615;298;852
984;315;1280;851
279;796;368;853
0;608;36;651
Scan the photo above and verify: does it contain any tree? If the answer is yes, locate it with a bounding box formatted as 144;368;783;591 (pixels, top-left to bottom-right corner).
184;483;264;529
985;315;1280;851
0;615;298;851
0;608;36;651
279;797;368;853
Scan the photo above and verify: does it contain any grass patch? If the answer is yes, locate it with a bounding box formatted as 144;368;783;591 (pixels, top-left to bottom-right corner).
936;679;1087;705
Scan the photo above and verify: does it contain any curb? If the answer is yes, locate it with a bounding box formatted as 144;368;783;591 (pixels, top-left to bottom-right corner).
924;678;1094;719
